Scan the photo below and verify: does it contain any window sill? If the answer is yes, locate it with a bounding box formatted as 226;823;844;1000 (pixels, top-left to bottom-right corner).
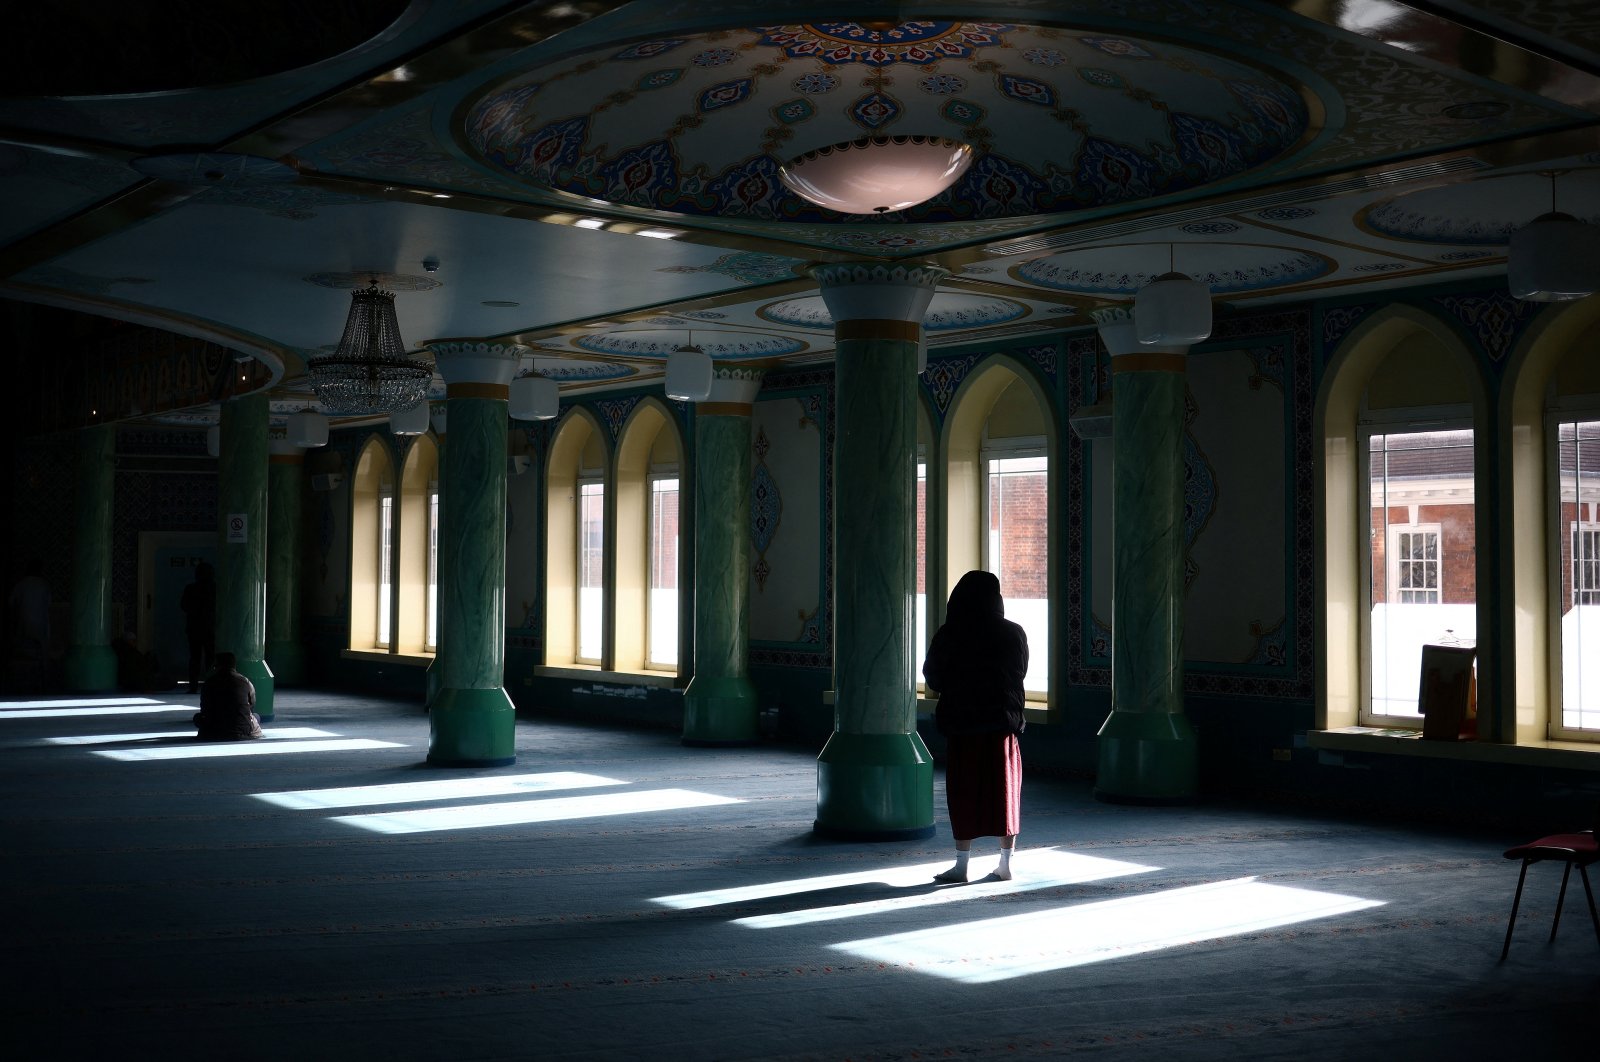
1308;727;1600;772
533;664;682;689
341;649;434;667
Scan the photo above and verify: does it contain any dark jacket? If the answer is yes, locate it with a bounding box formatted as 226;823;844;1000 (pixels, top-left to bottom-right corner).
196;669;262;741
923;570;1029;737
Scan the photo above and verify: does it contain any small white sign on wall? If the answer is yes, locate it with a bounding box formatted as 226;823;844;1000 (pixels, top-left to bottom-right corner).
226;514;248;543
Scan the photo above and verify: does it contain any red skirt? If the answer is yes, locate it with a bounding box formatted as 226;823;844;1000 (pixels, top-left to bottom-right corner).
944;732;1022;840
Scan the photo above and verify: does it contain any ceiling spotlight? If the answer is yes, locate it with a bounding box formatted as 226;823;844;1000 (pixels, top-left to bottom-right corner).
778;135;974;215
1509;173;1599;302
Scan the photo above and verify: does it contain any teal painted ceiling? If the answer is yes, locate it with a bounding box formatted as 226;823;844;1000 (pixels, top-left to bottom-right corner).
3;1;1599;426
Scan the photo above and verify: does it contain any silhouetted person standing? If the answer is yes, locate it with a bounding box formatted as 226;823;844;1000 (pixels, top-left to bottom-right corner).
194;652;261;740
180;562;216;689
922;570;1028;882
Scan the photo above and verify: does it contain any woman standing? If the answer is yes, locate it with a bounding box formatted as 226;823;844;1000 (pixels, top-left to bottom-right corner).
922;570;1028;882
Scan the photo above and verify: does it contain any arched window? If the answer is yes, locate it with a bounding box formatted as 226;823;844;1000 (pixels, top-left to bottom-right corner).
349;436;395;652
1503;298;1600;744
1317;307;1488;730
942;357;1057;701
395;434;439;656
545;409;609;668
615;399;685;674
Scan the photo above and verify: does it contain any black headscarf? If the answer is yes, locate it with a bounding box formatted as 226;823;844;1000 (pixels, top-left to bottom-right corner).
944;569;1004;626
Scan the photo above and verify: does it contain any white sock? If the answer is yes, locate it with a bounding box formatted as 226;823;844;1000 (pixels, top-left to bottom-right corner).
995;847;1013;880
934;850;970;883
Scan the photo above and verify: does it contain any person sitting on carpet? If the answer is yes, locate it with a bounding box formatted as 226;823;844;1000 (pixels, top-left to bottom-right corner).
922;569;1028;883
193;652;262;741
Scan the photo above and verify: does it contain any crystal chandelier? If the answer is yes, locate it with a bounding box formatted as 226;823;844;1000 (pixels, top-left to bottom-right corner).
306;281;434;414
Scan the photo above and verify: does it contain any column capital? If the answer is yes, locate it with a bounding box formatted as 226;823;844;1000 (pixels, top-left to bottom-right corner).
424;340;530;390
696;365;765;412
810;261;949;326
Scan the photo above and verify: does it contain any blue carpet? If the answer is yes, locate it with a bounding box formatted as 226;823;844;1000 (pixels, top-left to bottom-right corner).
1;691;1595;1060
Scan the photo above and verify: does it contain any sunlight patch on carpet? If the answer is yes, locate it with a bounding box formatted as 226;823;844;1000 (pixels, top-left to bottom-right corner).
48;727;338;746
92;737;404;760
330;788;742;834
830;877;1385;982
254;771;627;810
0;696;167;710
729;849;1158;928
1;705;195;719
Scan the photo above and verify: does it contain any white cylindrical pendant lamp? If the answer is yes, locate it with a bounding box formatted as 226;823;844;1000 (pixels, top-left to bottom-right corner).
1134;271;1213;345
1508;212;1600;301
510;375;560;420
389;400;429;435
664;346;714;402
287;409;330;449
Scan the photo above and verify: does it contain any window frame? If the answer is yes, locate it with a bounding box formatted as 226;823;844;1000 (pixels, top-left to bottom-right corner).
979;431;1049;700
1546;399;1600;742
575;475;606;667
376;488;394;650
645;467;680;672
1357;406;1475;728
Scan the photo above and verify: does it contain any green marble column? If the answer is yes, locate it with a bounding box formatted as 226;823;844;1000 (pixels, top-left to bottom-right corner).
682;368;763;745
812;263;945;840
265;441;307;685
427;342;521;766
425;401;445;709
64;423;117;690
217;394;275;720
1093;309;1197;802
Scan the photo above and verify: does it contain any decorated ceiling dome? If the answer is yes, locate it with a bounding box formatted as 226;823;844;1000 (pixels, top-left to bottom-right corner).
463;21;1312;224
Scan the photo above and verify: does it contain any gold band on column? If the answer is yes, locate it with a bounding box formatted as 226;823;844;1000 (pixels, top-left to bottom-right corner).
697;401;753;417
447;382;510;400
1111;353;1187;374
268;454;304;465
836;319;922;343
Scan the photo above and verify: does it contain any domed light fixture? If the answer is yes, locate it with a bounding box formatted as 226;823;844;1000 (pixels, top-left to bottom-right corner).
510;360;560;421
288;407;330;448
1134;246;1213;345
664;333;714;402
778;135;974;215
389;399;430;435
1509;172;1600;302
306;278;435;414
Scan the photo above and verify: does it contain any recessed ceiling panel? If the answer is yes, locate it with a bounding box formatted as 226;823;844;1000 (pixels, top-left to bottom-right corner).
463;22;1311;223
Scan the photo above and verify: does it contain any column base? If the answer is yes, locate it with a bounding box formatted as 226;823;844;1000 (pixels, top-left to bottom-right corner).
428;687;516;766
64;644;118;692
1094;710;1198;804
813;731;935;840
237;658;276;723
681;674;760;746
265;640;306;687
